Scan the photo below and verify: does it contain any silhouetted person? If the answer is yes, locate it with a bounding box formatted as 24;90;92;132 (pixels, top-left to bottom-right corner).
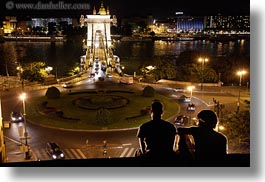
136;100;177;162
178;110;228;163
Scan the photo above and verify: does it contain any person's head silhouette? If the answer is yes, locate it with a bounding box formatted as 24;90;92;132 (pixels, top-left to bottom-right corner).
197;110;218;129
151;100;164;119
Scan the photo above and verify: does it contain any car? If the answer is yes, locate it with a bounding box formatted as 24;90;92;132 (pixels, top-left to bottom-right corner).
173;88;185;93
46;142;65;160
90;73;95;78
187;103;196;111
61;82;73;88
106;73;112;78
179;95;191;103
10;111;24;122
174;115;189;126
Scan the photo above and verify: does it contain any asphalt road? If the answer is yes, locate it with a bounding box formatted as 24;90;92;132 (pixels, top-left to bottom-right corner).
2;75;239;161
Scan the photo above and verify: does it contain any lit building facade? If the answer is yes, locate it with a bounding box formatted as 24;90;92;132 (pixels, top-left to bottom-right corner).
204;15;250;33
2;16;17;34
30;18;73;27
175;16;204;33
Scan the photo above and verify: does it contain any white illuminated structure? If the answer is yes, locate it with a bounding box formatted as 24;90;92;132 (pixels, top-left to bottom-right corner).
79;1;121;75
80;2;116;49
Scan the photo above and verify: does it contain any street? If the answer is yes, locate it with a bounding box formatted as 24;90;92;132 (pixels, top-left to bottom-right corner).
2;75;249;161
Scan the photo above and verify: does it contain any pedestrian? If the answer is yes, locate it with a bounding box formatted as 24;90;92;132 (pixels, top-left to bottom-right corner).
136;100;178;162
177;109;228;163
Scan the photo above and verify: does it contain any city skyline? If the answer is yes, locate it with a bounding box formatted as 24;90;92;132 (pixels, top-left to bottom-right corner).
0;0;250;18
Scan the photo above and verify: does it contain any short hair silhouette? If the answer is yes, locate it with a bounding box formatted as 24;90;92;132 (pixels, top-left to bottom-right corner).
151;100;163;115
197;110;218;128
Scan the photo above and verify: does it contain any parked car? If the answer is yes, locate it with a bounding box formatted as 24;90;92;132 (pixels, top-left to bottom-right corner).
174;115;189;126
10;111;24;122
187;103;196;111
61;82;73;88
46;142;65;160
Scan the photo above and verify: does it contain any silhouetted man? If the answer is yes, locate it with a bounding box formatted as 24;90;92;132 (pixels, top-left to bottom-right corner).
178;109;227;163
136;100;177;161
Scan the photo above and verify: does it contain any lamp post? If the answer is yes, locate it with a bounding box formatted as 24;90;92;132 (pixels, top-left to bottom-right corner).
20;93;30;160
187;86;195;102
236;70;246;113
198;57;209;91
237;70;247;86
16;65;24;90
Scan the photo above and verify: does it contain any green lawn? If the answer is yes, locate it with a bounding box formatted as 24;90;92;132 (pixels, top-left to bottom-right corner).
27;88;179;130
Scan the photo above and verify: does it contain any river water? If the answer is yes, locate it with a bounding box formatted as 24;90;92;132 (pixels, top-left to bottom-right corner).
0;39;250;77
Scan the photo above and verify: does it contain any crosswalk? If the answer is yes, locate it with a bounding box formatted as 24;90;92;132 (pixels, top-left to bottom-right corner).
33;148;87;160
33;147;137;160
119;147;136;158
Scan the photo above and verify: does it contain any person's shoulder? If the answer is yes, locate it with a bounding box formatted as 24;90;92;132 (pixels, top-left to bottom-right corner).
216;131;227;140
161;119;172;123
162;120;177;130
139;120;153;128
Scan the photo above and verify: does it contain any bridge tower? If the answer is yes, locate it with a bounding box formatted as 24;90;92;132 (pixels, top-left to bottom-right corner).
80;1;120;76
81;1;112;49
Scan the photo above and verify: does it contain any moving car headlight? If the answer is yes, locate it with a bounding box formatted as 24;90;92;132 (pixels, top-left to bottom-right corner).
52;154;57;159
60;153;64;157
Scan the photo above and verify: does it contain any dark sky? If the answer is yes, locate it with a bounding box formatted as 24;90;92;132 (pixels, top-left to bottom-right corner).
0;0;250;18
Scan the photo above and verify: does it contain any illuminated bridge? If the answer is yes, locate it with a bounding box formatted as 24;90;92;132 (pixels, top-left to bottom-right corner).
80;2;122;80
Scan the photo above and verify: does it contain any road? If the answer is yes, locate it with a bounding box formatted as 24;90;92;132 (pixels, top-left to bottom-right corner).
2;75;230;161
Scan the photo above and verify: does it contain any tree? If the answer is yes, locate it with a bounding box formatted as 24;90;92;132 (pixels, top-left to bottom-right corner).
142;86;155;97
190;63;218;83
149;31;155;37
96;108;112;125
221;100;250;153
140;56;176;81
21;62;48;83
45;86;60;99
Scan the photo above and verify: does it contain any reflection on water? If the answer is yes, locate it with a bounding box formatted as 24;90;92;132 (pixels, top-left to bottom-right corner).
115;39;249;74
0;40;83;77
0;39;249;76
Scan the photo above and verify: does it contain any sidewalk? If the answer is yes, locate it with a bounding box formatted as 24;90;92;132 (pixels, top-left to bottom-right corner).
3;136;36;164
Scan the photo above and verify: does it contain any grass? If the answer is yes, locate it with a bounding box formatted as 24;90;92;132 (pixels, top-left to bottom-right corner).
27;88;179;130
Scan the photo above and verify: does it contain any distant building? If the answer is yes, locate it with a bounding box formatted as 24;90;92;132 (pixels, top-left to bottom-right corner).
2;16;17;34
175;16;204;33
30;18;73;28
204;15;250;33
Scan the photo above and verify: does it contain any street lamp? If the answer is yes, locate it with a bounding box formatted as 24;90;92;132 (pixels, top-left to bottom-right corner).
237;70;247;86
19;92;30;160
45;66;53;75
16;65;24;90
198;57;209;90
187;86;195;102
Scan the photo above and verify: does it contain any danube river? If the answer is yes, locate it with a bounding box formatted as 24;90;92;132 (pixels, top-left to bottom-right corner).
0;39;250;77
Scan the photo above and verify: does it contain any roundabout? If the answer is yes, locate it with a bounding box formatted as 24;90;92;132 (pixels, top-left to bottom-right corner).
73;94;129;110
28;87;180;130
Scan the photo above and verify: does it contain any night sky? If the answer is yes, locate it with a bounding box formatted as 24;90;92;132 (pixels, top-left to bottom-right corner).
0;0;250;19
